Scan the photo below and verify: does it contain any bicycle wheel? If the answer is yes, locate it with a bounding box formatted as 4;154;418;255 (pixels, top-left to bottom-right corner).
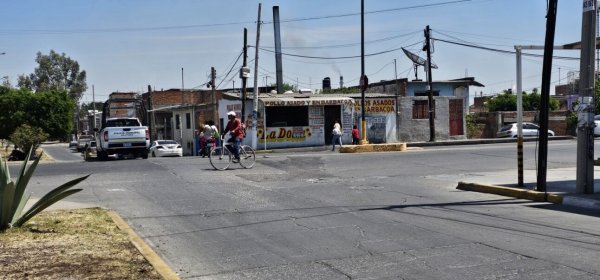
209;147;231;170
238;145;256;169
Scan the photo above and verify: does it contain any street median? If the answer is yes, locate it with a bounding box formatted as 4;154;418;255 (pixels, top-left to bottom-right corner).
456;182;563;204
339;143;407;153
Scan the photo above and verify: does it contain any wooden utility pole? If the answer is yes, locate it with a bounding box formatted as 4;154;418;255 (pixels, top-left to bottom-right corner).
535;0;558;192
424;25;435;142
251;3;262;150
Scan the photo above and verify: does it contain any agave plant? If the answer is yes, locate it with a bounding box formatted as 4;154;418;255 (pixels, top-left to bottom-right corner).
0;147;89;231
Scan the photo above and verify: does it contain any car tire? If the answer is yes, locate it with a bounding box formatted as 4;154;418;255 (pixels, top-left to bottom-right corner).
141;150;149;159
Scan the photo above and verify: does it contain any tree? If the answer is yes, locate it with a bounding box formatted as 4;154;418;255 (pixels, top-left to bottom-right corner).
18;50;87;101
486;88;559;112
0;87;74;140
486;90;516;111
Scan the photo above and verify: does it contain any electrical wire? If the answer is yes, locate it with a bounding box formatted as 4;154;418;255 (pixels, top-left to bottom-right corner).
263;0;473;24
256;44;410;60
261;30;422;50
216;51;243;89
0;1;479;35
432;37;580;60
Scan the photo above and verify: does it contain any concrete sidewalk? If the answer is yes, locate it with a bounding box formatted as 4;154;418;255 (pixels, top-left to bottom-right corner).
456;167;600;211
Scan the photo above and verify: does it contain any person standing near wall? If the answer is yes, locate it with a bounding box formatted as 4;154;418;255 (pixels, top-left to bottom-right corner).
351;125;360;145
331;119;343;151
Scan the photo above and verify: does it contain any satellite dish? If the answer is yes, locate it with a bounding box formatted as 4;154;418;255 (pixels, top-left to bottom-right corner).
401;47;438;80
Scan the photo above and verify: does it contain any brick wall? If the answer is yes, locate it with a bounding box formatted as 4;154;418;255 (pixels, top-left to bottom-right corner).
472;110;569;138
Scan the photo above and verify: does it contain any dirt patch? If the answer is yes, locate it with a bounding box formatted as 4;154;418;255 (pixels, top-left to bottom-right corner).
0;208;161;279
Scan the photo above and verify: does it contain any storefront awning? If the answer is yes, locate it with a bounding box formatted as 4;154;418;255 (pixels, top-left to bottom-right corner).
260;96;354;107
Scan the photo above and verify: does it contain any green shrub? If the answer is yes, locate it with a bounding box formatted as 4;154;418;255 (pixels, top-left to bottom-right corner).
465;114;480;139
9;124;48;154
0;147;89;231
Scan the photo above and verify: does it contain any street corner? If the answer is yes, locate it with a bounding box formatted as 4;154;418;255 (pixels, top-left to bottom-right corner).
339;143;407;153
456;181;563;204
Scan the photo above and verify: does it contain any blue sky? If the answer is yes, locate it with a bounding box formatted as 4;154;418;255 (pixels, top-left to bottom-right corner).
0;0;586;104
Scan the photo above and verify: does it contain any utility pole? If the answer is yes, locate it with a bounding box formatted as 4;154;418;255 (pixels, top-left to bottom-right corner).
515;47;524;187
252;3;262;150
181;68;185;105
360;0;368;144
92;85;96;132
273;6;283;94
424;25;435;142
394;59;400;142
241;28;248;123
180;67;184;145
577;0;596;194
536;0;558;192
211;67;217;127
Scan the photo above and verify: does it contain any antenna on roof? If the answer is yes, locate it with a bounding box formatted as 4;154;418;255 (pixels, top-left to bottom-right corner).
401;47;437;81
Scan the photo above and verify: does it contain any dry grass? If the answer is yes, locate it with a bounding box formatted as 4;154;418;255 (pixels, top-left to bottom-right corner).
0;208;161;280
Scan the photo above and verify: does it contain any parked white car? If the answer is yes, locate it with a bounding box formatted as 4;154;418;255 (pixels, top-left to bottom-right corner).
595;115;600;136
148;140;182;157
496;122;555;138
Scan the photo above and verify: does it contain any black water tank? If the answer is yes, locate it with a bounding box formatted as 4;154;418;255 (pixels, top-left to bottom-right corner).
322;77;331;91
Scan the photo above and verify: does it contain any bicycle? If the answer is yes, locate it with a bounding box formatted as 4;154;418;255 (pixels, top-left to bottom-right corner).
209;133;256;170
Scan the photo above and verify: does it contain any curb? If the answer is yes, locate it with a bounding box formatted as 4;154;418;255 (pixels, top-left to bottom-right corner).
107;211;181;280
339;143;407;153
456;182;563;204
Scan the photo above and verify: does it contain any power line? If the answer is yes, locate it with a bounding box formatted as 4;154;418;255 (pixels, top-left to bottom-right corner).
432;37;580;60
0;1;477;35
0;21;256;35
255;44;413;60
261;30;422;50
263;0;473;24
216;51;244;89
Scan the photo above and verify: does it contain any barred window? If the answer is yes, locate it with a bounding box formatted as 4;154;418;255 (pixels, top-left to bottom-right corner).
413;100;435;119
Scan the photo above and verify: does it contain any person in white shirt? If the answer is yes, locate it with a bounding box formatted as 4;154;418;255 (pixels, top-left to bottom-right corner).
202;120;219;157
331;119;343;151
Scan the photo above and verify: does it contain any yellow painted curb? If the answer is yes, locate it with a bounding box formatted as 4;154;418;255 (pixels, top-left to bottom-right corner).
457;182;563;203
339;143;407;153
107;211;181;280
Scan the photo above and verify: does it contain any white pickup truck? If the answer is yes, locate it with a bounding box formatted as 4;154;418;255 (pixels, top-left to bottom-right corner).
95;117;149;160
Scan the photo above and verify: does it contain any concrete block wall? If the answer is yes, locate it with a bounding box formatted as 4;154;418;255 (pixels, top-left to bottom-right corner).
398;97;463;142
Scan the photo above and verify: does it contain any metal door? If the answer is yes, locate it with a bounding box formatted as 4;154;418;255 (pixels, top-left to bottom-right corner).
449;99;464;136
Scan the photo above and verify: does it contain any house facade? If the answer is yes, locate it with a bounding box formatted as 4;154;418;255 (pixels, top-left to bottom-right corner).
219;93;355;149
134;77;484;153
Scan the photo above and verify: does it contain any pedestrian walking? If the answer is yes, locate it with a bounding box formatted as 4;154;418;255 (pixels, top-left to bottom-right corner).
331;119;343;151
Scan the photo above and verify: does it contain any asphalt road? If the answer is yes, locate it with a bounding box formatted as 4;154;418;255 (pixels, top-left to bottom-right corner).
26;141;600;279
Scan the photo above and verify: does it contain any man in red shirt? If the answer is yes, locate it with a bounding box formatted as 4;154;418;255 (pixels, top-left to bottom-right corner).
224;111;244;162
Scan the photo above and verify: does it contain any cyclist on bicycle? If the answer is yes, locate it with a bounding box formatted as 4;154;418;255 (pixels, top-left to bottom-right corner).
224;111;244;162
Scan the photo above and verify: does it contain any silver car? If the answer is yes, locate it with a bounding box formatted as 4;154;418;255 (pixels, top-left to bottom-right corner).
496;122;555;138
